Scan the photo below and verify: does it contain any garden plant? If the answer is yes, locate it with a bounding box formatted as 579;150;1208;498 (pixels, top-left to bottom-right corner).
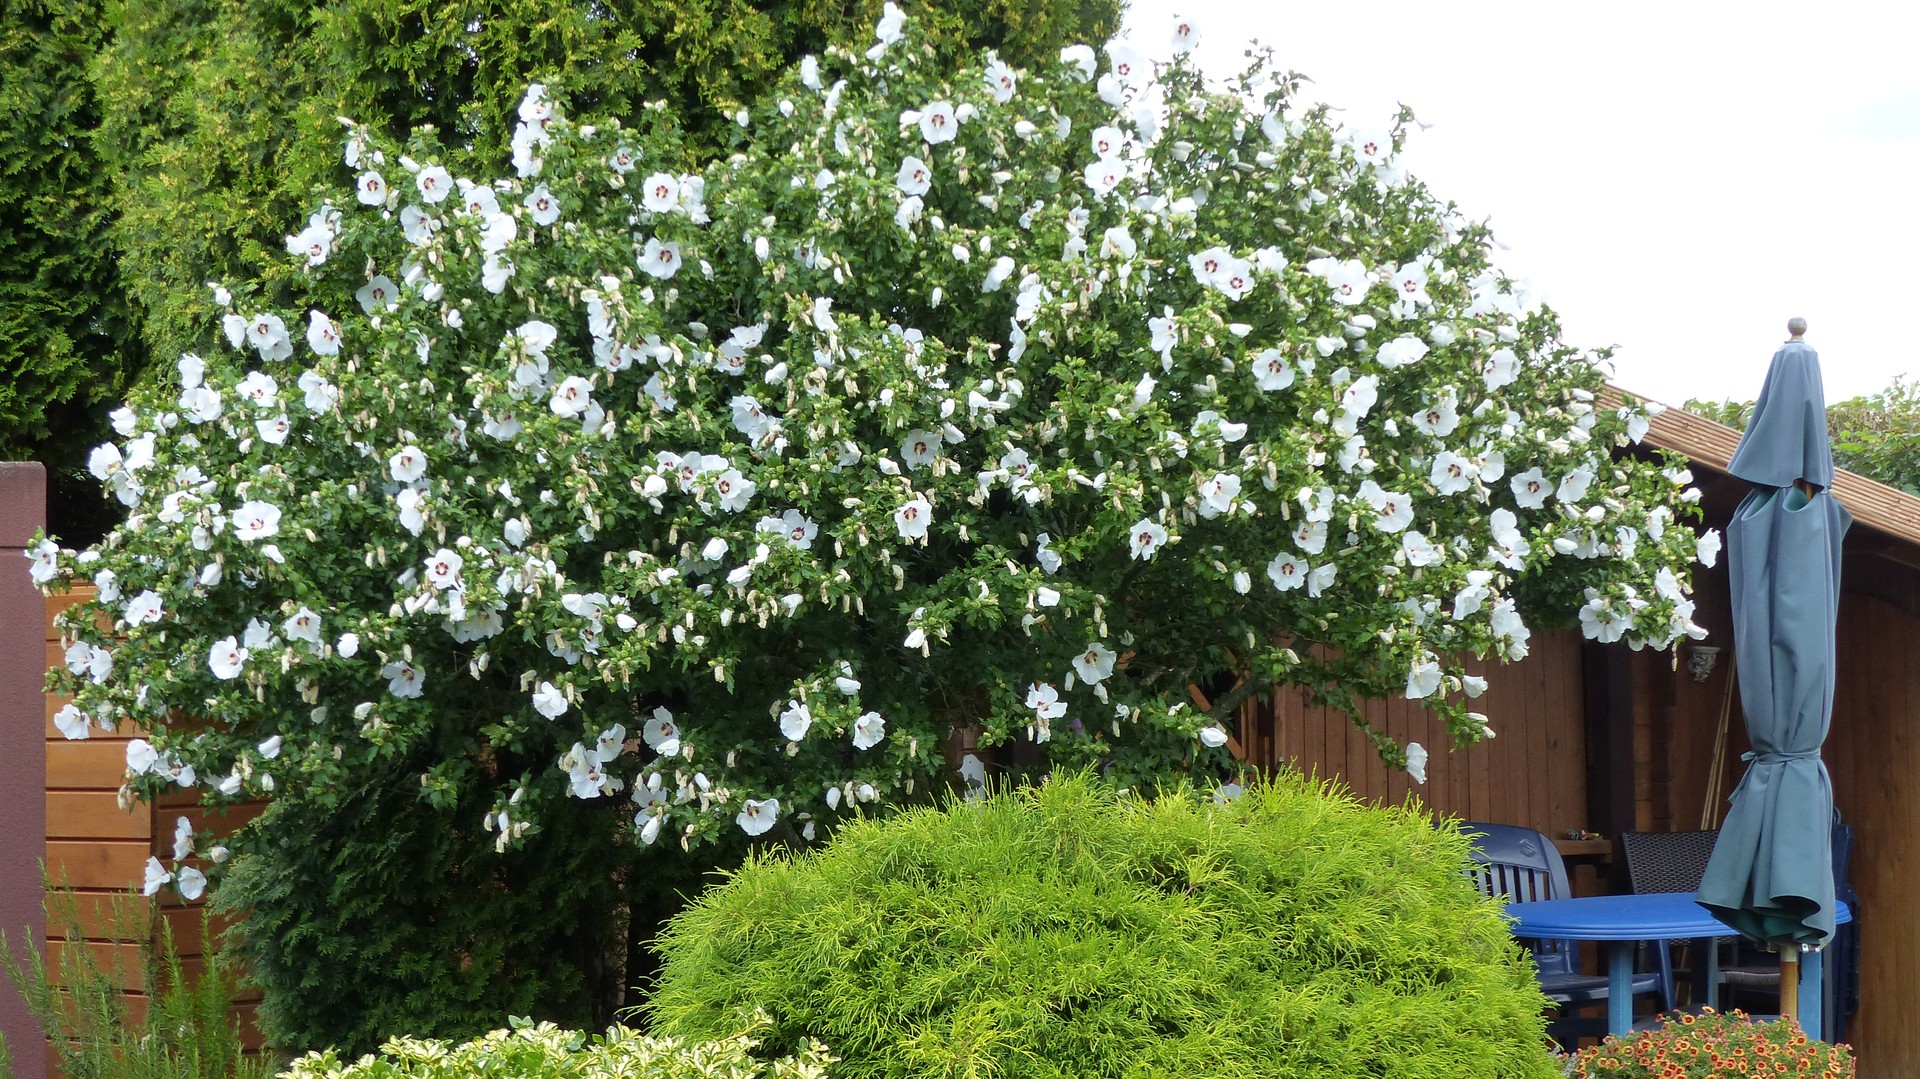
278;1021;833;1079
1571;1008;1854;1079
651;772;1565;1079
0;888;270;1079
30;1;1717;1043
3;0;1122;544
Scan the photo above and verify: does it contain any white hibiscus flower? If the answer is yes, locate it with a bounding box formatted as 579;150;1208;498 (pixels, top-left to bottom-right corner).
532;681;569;719
231;501;282;542
208;636;248;680
1127;518;1167;560
390;445;428;482
896;156;932;196
416;165;452;203
383;659;426;698
124;591;164;626
918;101;958;144
894;495;933;540
779;701;812;741
852;711;887;750
1072;643;1116;685
1251;349;1294;392
640;237;682;279
737;798;780;837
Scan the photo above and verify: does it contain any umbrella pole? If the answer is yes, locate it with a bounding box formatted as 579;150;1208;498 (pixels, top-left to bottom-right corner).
1780;948;1799;1023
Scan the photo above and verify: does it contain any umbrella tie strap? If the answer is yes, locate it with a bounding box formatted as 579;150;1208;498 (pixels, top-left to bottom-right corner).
1741;750;1821;764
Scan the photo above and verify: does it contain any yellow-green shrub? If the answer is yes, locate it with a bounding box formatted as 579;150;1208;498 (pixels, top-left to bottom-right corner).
649;772;1562;1079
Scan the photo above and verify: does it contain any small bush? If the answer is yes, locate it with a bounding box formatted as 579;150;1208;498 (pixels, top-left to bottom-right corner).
278;1021;833;1079
1572;1008;1854;1078
649;772;1561;1079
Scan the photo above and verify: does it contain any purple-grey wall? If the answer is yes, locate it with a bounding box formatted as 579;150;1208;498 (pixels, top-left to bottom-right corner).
0;463;47;1078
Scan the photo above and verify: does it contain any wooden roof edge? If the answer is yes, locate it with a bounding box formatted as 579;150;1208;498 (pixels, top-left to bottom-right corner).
1600;383;1920;550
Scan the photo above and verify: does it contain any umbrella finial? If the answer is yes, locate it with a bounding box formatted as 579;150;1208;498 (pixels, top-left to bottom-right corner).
1787;317;1807;341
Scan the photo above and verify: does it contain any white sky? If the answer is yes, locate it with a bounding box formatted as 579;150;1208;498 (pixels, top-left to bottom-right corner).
1120;0;1920;409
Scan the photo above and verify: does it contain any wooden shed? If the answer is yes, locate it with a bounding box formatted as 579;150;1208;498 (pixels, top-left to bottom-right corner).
1232;392;1920;1078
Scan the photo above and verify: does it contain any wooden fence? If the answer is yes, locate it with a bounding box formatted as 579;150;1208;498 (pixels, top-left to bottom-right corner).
1235;628;1593;838
40;587;261;1076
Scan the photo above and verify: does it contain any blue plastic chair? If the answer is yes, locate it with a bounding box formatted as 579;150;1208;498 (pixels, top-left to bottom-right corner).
1461;822;1667;1018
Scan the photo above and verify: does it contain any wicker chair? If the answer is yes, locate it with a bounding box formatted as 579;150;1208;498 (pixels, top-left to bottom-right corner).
1617;819;1859;1041
1617;829;1727;1010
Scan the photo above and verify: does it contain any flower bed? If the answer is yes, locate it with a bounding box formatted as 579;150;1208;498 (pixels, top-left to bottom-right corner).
1572;1008;1854;1079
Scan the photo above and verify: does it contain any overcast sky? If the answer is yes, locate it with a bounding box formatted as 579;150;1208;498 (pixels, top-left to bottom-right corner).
1119;0;1920;409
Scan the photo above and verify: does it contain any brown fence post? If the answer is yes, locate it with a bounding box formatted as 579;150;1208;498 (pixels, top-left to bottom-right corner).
0;462;48;1078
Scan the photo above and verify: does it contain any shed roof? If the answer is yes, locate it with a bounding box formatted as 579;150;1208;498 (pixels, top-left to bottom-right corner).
1602;385;1920;551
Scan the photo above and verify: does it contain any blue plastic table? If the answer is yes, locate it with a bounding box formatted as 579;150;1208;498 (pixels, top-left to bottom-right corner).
1504;891;1853;1039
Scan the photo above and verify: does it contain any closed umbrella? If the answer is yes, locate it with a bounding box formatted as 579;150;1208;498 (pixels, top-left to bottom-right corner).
1695;318;1851;1023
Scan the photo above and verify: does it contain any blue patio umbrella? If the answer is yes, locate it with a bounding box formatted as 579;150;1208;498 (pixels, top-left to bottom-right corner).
1696;319;1851;1016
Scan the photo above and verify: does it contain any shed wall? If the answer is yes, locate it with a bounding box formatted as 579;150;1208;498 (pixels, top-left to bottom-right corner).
1237;628;1591;838
1814;592;1918;1077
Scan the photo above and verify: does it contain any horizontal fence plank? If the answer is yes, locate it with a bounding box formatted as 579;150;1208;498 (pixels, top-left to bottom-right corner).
45;741;136;791
155;906;242;961
46;791;147;841
45;841;147;892
45;940;146;994
161;802;265;840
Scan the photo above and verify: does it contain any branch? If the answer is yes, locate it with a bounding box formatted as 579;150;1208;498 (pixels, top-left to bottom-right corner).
1206;676;1262;725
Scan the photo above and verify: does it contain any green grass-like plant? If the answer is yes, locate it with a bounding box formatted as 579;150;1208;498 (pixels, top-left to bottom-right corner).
278;1020;833;1078
0;886;270;1079
648;771;1562;1079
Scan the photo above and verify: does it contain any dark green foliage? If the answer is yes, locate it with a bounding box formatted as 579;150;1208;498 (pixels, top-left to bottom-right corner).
1691;378;1920;496
1;888;273;1079
211;759;629;1059
0;0;141;545
649;773;1562;1079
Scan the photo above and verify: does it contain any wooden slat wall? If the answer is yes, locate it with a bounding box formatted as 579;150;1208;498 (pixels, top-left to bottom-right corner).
42;587;149;1077
1823;593;1920;1079
42;586;149;977
41;589;261;1076
1238;628;1590;838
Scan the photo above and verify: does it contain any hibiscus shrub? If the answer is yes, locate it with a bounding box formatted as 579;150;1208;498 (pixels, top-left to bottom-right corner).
648;772;1562;1079
280;1022;834;1079
36;8;1711;892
